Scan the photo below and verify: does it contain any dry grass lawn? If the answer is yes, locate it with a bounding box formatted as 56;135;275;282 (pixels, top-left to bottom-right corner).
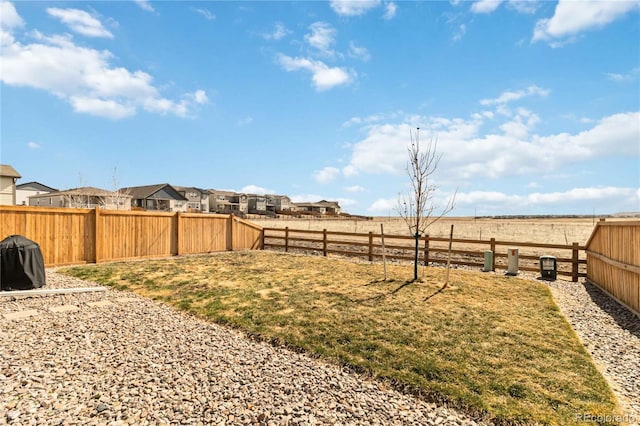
61;250;620;425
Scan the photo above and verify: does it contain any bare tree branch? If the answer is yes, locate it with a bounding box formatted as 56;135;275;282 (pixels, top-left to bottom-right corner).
396;128;457;281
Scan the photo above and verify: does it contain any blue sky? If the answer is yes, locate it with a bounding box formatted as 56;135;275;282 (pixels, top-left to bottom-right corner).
1;0;639;216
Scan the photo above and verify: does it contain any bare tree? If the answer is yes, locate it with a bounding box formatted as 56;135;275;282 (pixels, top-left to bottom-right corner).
397;128;456;281
99;167;131;210
65;172;91;208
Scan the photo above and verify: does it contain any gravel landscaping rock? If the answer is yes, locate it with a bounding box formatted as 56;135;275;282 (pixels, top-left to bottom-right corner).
1;271;485;426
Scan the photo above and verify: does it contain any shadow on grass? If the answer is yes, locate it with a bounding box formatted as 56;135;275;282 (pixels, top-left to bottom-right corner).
423;283;448;302
353;279;421;303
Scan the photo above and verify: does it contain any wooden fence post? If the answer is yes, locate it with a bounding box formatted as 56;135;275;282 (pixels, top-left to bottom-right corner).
94;207;101;263
226;214;233;251
322;229;327;256
572;242;579;282
285;227;289;253
260;228;265;250
368;232;373;262
490;238;496;271
423;234;429;266
176;212;181;255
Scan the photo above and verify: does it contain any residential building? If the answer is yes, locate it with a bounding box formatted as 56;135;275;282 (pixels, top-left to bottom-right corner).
0;164;21;205
120;184;187;212
29;187;132;210
174;186;210;212
293;202;327;215
317;200;342;215
266;194;291;212
208;190;248;215
291;201;342;215
16;182;57;206
247;194;267;213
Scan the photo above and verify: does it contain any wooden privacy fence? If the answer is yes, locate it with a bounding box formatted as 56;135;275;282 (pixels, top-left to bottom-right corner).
262;227;586;281
586;219;640;316
0;206;263;267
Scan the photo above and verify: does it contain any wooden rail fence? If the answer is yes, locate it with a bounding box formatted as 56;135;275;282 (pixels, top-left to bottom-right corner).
262;227;586;281
0;206;263;267
585;219;640;317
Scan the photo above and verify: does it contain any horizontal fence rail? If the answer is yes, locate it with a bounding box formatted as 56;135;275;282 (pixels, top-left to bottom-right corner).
585;219;640;317
1;206;263;267
263;227;586;281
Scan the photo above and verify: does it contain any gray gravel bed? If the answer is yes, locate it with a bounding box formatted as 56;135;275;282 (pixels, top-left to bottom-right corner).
542;277;640;425
1;271;484;426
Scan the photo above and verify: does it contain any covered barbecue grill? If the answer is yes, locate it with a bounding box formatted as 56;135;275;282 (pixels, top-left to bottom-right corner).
0;235;46;291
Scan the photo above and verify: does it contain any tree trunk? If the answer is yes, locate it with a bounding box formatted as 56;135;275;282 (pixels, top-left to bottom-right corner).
413;232;420;281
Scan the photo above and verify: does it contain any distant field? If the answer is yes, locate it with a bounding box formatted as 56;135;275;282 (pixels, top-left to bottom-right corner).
251;216;619;245
251;216;640;277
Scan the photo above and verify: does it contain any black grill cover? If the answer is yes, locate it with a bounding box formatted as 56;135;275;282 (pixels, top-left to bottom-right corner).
0;235;46;291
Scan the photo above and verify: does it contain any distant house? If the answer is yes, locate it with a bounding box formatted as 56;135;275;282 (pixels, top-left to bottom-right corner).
16;182;57;206
174;186;210;212
293;202;327;215
266;194;291;212
247;194;267;213
0;164;21;205
208;190;248;215
29;187;132;210
121;184;187;212
317;200;342;215
292;200;342;215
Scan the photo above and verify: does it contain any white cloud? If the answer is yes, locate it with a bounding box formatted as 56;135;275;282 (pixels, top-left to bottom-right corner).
454;187;640;214
348;42;371;61
262;23;290;41
305;22;337;57
533;1;639;44
241;185;274;195
276;54;353;91
1;1;24;31
27;141;40;149
314;166;341;184
471;0;539;14
345;185;366;193
470;0;503;14
480;85;549;106
330;0;381;16
368;197;397;212
341;111;402;127
134;0;154;12
194;8;215;21
192;90;208;104
0;12;205;119
343;123;416;176
46;8;113;38
70;96;135;119
342;102;639;182
453;24;466;42
606;67;640;82
384;2;397;19
507;0;539;14
336;197;358;207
